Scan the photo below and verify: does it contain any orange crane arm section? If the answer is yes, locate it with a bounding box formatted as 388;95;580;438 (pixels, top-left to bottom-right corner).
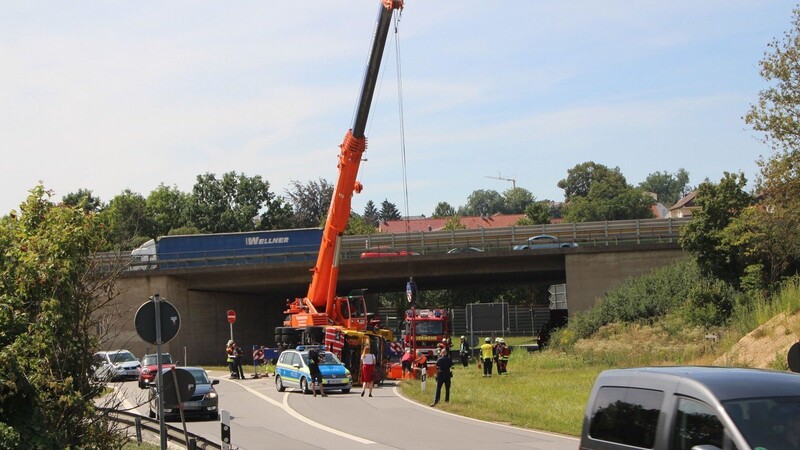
305;130;365;312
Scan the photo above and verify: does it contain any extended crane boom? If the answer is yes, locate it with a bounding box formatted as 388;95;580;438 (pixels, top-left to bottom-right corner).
284;0;404;329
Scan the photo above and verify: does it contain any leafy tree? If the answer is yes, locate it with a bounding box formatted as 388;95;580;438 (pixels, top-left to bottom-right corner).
745;6;800;154
346;213;378;235
0;185;124;448
443;216;466;230
363;200;379;227
502;187;535;214
461;189;504;216
99;189;153;249
679;172;754;285
190;172;273;233
638;169;691;206
557;162;627;202
431;202;455;218
61;188;103;213
146;183;191;237
524;201;552;224
284;178;333;228
560;165;654;222
379;199;401;221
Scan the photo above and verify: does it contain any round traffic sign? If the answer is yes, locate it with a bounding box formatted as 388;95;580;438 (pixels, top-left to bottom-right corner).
227;309;236;324
135;298;181;345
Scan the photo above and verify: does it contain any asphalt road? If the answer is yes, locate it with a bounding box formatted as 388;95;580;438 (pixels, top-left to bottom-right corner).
113;371;579;450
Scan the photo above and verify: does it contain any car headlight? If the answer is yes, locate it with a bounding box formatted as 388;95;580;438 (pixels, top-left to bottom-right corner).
206;391;217;399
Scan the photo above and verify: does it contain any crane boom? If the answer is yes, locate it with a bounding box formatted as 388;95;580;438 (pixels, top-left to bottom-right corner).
285;0;404;328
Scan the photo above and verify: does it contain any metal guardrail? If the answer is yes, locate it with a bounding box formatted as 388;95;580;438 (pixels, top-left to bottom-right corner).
113;217;689;270
102;408;221;449
340;217;690;257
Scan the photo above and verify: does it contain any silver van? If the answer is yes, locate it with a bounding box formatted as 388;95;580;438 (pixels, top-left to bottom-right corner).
580;366;800;450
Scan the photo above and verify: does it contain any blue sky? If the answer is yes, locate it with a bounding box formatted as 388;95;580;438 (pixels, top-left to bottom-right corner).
1;1;795;217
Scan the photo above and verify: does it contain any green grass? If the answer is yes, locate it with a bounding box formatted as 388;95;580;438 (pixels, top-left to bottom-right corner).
399;350;602;436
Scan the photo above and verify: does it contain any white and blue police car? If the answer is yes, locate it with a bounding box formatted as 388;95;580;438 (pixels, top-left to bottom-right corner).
275;346;352;394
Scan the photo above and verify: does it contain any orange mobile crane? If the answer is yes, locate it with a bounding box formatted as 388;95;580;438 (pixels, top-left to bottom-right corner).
276;0;404;382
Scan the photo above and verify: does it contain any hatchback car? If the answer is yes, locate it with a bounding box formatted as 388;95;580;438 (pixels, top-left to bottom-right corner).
447;247;484;254
275;346;352;394
581;366;800;450
93;350;141;382
512;234;578;250
148;367;219;421
138;353;176;389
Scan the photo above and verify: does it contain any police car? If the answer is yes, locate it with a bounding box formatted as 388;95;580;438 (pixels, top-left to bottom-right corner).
275;346;352;394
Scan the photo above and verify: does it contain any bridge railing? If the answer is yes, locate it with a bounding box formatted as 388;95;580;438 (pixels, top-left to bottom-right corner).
116;217;690;270
340;217;690;257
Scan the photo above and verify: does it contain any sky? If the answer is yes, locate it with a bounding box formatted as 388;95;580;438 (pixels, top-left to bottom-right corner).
1;1;796;217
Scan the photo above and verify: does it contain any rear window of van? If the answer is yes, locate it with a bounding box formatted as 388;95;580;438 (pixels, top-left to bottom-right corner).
589;386;664;448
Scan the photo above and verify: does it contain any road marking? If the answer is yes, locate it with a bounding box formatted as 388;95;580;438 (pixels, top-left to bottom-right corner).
219;378;375;445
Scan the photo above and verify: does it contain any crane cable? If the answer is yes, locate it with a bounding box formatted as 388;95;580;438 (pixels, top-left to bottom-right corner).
392;11;415;280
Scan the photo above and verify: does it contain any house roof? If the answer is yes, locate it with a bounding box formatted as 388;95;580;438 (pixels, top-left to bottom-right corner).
378;214;527;233
670;191;697;210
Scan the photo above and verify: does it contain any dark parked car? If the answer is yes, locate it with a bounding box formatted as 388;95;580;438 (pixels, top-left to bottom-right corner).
512;234;577;250
148;367;219;421
581;366;800;450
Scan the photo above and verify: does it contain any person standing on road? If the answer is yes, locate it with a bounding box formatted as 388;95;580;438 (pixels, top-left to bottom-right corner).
458;336;470;367
430;347;453;407
401;348;413;379
226;340;237;379
360;346;376;397
233;342;245;379
480;337;493;377
307;348;326;397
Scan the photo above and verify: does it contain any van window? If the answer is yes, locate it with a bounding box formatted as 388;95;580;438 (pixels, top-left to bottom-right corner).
672;397;730;450
589;386;663;448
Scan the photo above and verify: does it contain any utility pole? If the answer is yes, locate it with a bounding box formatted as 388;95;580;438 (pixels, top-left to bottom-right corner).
485;173;517;189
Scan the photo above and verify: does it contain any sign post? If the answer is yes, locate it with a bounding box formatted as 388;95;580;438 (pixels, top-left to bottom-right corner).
227;310;236;341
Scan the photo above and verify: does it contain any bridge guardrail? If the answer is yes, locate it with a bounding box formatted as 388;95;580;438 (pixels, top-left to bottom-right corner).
115;217;689;270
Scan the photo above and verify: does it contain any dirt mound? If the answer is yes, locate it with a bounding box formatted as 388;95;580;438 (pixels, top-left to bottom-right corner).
714;311;800;369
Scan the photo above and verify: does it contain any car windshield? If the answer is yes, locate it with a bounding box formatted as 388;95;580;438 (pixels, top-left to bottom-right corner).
109;351;136;363
723;395;800;448
301;352;342;366
143;354;173;365
406;321;444;335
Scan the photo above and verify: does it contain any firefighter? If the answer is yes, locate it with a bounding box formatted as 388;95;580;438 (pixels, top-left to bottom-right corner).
458;336;470;367
480;337;493;377
497;338;509;375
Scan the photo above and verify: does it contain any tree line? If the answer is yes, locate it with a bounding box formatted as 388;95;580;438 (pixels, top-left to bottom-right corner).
51;163;692;252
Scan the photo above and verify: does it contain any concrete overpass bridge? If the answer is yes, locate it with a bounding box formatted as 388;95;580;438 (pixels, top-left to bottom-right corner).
105;219;688;364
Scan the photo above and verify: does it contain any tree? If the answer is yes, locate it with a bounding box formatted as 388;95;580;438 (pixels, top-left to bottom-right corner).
461;189;504;216
431;202;455;218
524;201;552;224
363;200;379;227
379;199;401;221
559;163;654;222
443;216;466;230
745;7;800;154
0;185;123;448
190;172;274;233
502;187;535;214
61;189;103;213
99;189;153;249
284;178;333;228
638;169;691;207
146;183;191;237
679;172;754;285
346;213;378;235
557;162;627;202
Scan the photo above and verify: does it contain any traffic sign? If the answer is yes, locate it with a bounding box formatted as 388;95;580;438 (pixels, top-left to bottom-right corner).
135;297;181;345
227;310;236;324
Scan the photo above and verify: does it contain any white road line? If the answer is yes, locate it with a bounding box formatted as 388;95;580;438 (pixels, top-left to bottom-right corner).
218;378;375;445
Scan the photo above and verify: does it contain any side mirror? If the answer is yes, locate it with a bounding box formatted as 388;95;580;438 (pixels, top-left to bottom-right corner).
212;379;220;385
292;363;301;369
